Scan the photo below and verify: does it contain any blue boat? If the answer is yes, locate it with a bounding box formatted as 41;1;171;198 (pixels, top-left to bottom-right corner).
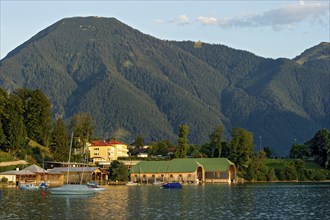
162;182;182;189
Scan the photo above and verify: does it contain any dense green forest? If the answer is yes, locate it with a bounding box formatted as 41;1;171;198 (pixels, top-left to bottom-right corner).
0;17;329;156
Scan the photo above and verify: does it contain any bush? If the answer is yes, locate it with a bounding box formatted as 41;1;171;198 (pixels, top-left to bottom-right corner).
266;168;276;181
1;177;8;183
312;170;328;181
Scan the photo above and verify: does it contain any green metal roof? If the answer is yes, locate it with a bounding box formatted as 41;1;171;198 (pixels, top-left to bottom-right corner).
130;158;235;174
130;161;170;173
193;158;235;172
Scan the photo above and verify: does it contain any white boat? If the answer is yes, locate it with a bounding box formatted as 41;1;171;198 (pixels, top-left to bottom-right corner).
49;184;95;195
92;187;106;192
126;181;138;186
87;182;106;192
152;180;163;185
19;184;39;190
49;132;96;195
87;181;100;188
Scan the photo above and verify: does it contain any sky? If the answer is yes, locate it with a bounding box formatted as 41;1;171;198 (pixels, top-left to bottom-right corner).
0;0;329;59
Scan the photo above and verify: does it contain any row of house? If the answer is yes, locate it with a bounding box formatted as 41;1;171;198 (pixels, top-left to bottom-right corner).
1;140;237;186
0;164;108;187
0;157;237;186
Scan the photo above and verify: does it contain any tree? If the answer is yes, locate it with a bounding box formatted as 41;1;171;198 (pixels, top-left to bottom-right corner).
230;127;254;171
291;159;307;181
221;141;231;158
148;140;172;156
266;168;276;181
156;141;168;156
135;134;144;148
209;125;224;157
109;160;128;181
307;128;330;168
70;112;95;160
0;88;7;147
2;94;26;154
50;118;69;161
175;124;189;158
289;144;310;159
246;150;267;181
263;147;272;158
15;89;52;147
188;144;204;158
0;121;5;148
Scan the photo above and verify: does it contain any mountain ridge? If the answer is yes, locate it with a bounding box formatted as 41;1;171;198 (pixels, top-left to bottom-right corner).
0;16;329;156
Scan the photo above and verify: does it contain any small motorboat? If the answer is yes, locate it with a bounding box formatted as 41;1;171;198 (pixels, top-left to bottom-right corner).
126;181;138;186
87;182;106;192
162;182;182;189
19;184;39;190
87;182;100;188
153;180;163;185
39;182;48;189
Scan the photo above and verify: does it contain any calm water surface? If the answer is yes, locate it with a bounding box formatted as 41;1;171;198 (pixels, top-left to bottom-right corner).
1;183;329;219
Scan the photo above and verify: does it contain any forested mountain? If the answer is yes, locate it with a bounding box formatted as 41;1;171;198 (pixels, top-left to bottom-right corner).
0;17;329;156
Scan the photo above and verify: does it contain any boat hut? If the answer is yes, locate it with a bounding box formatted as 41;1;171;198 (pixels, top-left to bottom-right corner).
0;164;58;186
129;158;236;184
49;167;108;185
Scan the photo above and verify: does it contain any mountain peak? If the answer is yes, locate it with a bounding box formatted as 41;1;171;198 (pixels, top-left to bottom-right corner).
294;42;330;65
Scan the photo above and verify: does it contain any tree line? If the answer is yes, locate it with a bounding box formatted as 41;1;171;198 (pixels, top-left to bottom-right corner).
1;88;328;182
0;88;95;164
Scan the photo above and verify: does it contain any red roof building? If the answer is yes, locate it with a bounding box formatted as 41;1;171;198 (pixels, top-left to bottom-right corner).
89;140;129;163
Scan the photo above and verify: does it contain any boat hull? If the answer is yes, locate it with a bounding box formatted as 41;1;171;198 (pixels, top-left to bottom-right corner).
49;184;95;195
19;184;39;190
126;182;138;186
162;182;182;189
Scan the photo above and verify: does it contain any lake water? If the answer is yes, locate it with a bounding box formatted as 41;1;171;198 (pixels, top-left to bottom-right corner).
1;183;329;219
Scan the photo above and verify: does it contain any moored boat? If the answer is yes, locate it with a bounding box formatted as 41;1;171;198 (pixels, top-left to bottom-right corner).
48;133;97;195
153;180;163;185
162;182;182;189
39;182;48;189
87;181;100;188
87;182;106;191
126;181;138;186
19;184;39;190
49;184;95;195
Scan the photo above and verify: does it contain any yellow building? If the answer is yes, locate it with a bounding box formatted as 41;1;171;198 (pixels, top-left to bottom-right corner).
89;140;129;163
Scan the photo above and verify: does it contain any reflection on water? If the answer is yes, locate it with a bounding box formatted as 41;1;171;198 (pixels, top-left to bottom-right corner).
0;183;330;219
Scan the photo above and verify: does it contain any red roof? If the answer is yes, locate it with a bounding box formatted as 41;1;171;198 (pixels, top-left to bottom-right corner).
91;140;126;146
167;148;177;152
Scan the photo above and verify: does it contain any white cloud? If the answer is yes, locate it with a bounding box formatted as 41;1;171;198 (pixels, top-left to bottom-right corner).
196;16;218;25
196;1;329;30
253;1;329;28
154;19;165;24
176;15;189;25
155;15;190;25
